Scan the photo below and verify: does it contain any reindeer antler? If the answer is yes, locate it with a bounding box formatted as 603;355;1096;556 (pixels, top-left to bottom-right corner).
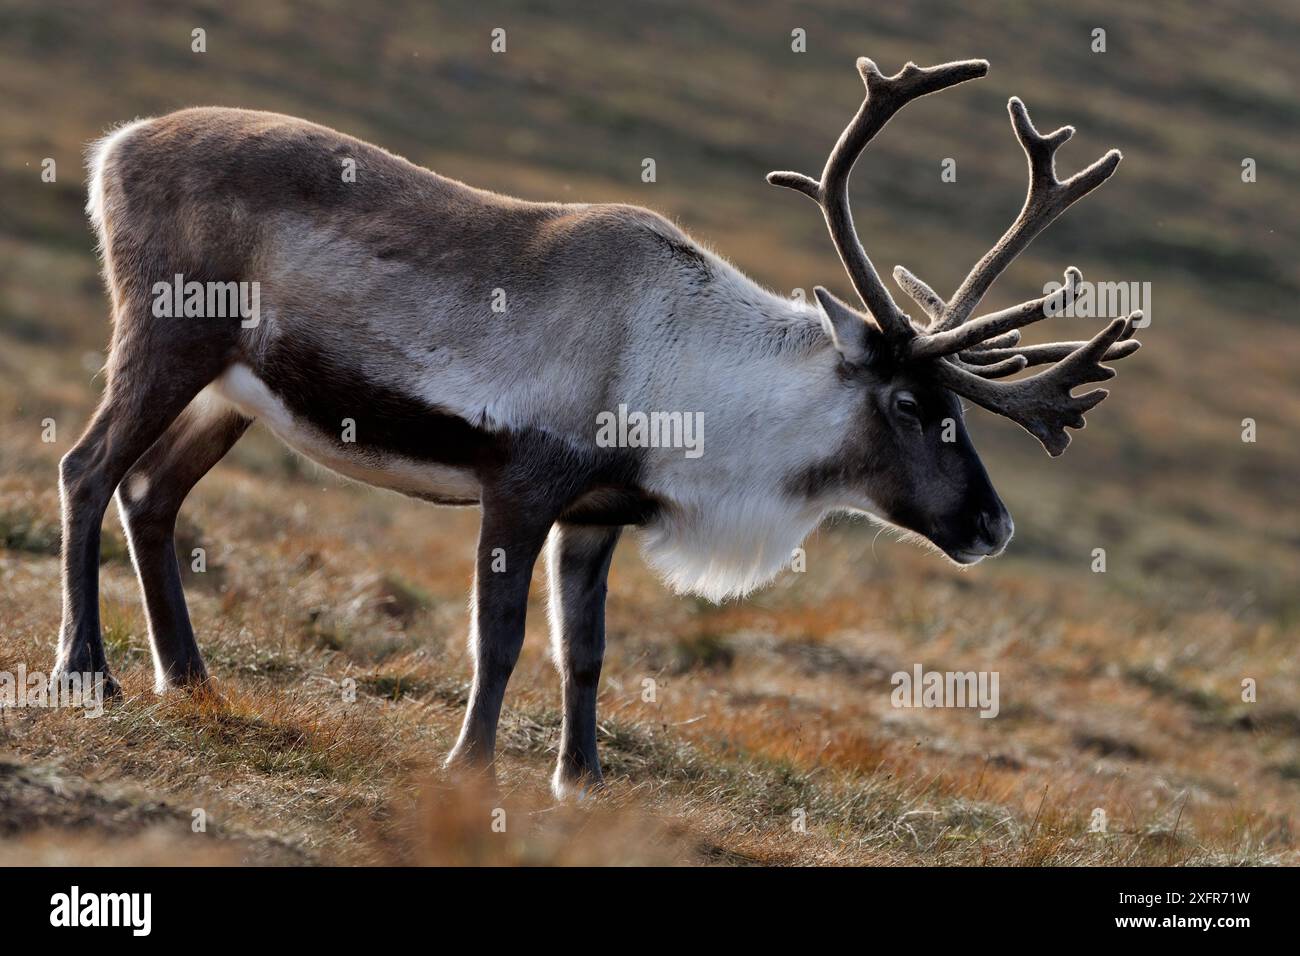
767;57;989;339
770;59;1142;457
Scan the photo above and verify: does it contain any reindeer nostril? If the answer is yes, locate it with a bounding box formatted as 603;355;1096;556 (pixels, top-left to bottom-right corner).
974;509;1011;552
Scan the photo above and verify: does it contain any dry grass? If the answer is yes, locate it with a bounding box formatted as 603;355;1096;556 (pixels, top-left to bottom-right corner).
1;457;1294;865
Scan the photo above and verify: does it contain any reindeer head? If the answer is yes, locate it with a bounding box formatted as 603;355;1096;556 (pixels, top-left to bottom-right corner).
771;58;1141;564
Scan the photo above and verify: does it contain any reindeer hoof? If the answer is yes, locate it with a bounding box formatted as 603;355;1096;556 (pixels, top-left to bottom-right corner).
155;665;214;697
49;664;121;703
551;766;605;802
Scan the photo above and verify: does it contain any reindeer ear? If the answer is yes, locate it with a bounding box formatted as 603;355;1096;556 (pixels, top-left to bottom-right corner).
814;286;880;366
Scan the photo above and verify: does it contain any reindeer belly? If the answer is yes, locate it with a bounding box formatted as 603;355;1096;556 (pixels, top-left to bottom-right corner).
210;363;484;504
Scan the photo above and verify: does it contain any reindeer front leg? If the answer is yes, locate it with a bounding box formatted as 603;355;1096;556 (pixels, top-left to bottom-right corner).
446;497;554;773
546;523;621;799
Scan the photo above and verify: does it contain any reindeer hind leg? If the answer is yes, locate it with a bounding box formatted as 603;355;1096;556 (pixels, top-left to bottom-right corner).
115;395;251;692
54;303;234;694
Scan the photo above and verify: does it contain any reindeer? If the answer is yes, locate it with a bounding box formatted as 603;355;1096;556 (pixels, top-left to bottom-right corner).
58;57;1139;796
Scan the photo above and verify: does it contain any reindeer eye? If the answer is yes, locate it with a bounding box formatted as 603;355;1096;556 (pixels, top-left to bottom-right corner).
894;394;920;418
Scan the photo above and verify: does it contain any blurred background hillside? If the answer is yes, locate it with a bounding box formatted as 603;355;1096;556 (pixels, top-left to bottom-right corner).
0;1;1296;864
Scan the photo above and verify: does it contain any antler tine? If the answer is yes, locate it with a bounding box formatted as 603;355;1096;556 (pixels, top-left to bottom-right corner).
949;353;1029;378
933;315;1139;455
926;98;1122;336
910;267;1084;360
970;329;1023;351
894;264;1025;350
768;57;989;339
960;314;1141;370
892;265;945;325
